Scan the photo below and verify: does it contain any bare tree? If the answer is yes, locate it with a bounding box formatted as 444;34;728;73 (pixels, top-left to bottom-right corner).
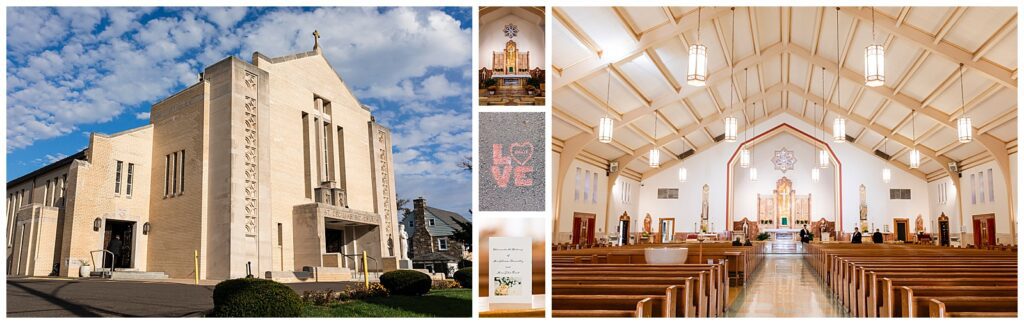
458;155;472;172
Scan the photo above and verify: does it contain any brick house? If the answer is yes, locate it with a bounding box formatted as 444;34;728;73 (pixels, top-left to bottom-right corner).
400;197;470;277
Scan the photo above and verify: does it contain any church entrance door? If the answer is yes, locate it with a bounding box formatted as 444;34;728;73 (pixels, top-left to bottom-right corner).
571;213;595;245
893;218;909;242
102;220;135;269
972;214;996;248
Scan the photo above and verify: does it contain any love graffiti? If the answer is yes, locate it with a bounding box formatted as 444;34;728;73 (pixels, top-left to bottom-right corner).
491;142;534;188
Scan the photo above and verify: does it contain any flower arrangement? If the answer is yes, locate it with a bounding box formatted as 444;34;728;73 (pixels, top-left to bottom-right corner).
493;276;522;296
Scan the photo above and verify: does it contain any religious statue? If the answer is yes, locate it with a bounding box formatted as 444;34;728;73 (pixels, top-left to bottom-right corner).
700;184;710;221
642;214;653;234
700;184;710;233
399;224;409;259
859;184;869;231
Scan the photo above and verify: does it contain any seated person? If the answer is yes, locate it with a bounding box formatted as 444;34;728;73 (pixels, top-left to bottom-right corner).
851;227;863;244
743;239;753;246
732;237;743;246
872;229;884;244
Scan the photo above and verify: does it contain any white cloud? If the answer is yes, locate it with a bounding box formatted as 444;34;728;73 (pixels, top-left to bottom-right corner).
235;7;470;102
135;112;151;120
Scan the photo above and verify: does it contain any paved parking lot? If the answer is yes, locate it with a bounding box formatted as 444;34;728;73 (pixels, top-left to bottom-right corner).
7;277;365;317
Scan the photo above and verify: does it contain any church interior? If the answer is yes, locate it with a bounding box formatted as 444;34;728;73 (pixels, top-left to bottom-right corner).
479;7;547;106
549;6;1018;317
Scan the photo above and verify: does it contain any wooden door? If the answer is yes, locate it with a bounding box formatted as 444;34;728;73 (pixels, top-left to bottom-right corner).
585;218;596;245
893;218;909;242
972;214;996;247
571;213;596;245
986;218;996;246
972;218;983;247
571;217;582;245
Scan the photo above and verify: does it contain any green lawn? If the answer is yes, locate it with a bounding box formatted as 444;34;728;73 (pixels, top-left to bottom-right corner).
302;289;472;317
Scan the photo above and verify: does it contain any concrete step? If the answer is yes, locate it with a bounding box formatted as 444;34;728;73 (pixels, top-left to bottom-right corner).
89;270;169;280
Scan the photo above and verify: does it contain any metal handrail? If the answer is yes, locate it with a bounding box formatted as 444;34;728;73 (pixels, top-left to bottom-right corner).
89;249;115;278
340;252;380;279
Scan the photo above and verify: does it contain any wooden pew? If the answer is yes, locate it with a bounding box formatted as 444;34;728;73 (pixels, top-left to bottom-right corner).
554;266;719;316
926;297;1018;317
553;295;663;317
803;243;1018;318
552;284;687;317
896;285;1017;317
552;276;709;317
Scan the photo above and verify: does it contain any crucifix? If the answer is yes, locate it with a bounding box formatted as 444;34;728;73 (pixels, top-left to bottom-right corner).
313;30;320;50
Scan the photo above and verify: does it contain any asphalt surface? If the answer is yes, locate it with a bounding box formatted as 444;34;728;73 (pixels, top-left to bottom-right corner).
478;112;546;211
7;277;365;317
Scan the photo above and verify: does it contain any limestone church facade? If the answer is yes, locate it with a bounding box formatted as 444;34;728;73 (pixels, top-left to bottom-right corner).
7;38;405;280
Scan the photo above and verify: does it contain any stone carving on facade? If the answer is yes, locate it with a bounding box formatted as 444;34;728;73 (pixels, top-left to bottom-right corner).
243;70;258;237
377;128;395;256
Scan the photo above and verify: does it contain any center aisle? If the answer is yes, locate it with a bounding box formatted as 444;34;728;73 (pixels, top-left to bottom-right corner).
727;254;846;317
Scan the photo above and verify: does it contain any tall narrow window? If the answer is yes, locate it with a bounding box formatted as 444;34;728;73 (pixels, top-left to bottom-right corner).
987;168;995;202
277;223;283;246
60;174;67;206
178;150;185;194
978;171;985;202
323;122;332;182
970;173;976;204
114;160;123;194
126;163;134;197
302;113;312;198
44;180;52;206
591;172;598;204
337;126;347;189
171;152;178;194
574;167;580;201
164;155;171;196
583;171;591;202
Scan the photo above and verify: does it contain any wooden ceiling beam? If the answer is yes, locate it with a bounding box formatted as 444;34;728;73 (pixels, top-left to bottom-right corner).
840;6;1016;89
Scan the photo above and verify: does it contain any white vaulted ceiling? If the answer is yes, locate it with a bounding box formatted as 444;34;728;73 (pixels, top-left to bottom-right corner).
552;6;1018;181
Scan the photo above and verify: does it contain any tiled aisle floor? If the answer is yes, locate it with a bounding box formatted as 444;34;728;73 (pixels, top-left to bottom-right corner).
728;254;846;317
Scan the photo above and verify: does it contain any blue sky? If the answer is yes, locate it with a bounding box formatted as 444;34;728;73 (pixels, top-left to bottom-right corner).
6;7;473;218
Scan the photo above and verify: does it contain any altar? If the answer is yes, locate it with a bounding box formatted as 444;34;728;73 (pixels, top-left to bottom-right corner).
492;74;528;89
757;177;811;229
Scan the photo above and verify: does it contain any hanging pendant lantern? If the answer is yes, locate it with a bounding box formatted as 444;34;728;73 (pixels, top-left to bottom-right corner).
864;44;885;87
818;149;829;169
724;117;738;142
597;68;615;144
739;147;751;168
957;116;973;143
598;116;614;143
955;63;973;143
687;44;708;87
864;8;885;87
882;167;892;184
833;8;848;142
811;168;820;183
909;149;921;169
649;112;660;168
833;117;847;143
678;167;687;182
749;167;758;181
648;148;660;168
687;7;708;86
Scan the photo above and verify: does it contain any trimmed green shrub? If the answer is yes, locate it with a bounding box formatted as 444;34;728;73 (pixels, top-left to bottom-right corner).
379;270;432;296
211;278;301;317
453;267;472;288
433;279;461;289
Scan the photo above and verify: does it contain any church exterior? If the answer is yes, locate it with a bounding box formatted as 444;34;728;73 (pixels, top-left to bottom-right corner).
6;38;405;281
